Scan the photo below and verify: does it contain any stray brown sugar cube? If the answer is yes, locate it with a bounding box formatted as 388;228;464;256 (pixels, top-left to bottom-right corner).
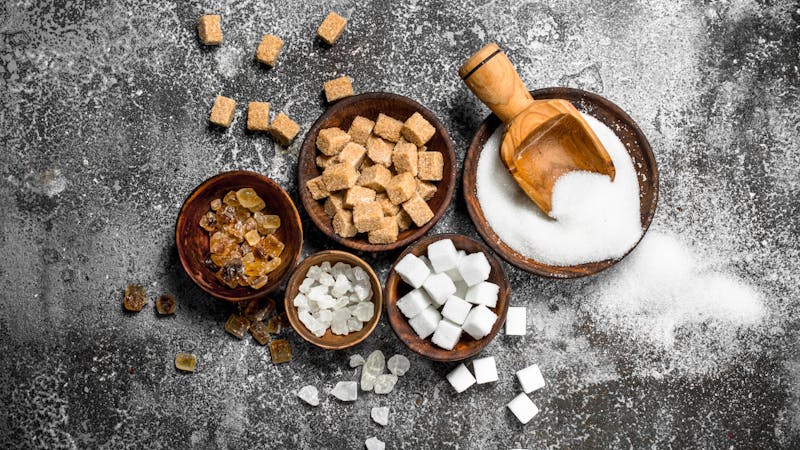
323;76;354;103
247;101;270;132
269;112;300;146
256;34;284;66
197;15;222;45
366;135;393;167
392;140;418;176
401;112;436;146
368;216;399;244
317;127;351;156
353;201;383;233
324;192;345;217
373;113;404;142
333;210;358;237
269;339;293;364
357;164;392;192
322;162;359;192
386;172;417;205
305;176;330;200
348;116;375;145
402;195;434;227
337;142;367;167
417;151;444;181
209;95;236;128
317;12;347;45
344;186;376;208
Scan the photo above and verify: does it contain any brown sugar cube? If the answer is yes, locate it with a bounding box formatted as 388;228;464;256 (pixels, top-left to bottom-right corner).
316;154;336;169
353;201;383;233
376;192;400;216
317;12;347;45
247;101;270;132
373;113;404;142
332;210;357;238
324;192;345;217
323;76;354;103
402;195;434;227
360;158;374;170
348;116;375;145
209;95;236;128
392;140;418;176
417;179;437;201
368;216;399;244
396;210;413;231
417;151;444;181
322;162;358;192
401;112;436;146
317;127;351;156
337;142;367;167
344;186;377;208
366;135;394;167
385;172;417;205
357;164;392;192
269;112;300;146
256;34;284;66
305;176;330;200
197;15;222;45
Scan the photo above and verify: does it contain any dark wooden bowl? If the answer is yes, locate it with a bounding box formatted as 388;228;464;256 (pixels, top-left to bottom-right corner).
298;92;457;252
385;234;510;361
463;87;659;278
284;250;383;350
175;170;303;303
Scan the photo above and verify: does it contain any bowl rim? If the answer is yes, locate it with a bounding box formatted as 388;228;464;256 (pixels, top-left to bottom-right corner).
175;170;303;302
297;91;458;252
462;87;659;278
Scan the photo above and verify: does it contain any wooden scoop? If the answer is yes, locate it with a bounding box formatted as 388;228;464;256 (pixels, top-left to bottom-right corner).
459;43;616;215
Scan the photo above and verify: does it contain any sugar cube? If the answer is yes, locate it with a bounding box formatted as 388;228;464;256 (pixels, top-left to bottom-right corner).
396;289;430;318
445;250;466;281
197;15;222;45
402;195;434;226
417;151;444;181
458;252;491;286
427;239;459;273
323;76;353;103
472;356;498;384
394;253;430;288
431;319;462;350
440;295;472;325
317;12;347;46
506;306;527;336
461;304;498;340
401;112;436;146
256;34;283;66
446;363;476;393
348;116;375;145
516;364;545;393
269;112;300;146
465;281;500;308
408;305;441;339
454;280;468;298
507;393;539;424
246;101;270;131
422;273;456;306
209;95;235;128
373;113;404;142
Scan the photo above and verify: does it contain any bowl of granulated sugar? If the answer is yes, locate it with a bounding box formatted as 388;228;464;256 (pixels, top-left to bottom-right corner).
462;87;659;278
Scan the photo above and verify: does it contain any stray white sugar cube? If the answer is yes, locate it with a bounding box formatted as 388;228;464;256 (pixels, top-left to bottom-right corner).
517;364;546;393
423;273;457;306
472;356;498;384
408;305;441;339
297;385;320;406
458;252;491;286
462;304;498;340
331;381;358;401
371;406;390;426
397;289;431;318
506;306;527;336
427;238;460;273
394;253;431;288
432;319;462;350
441;295;472;325
365;437;385;450
507;392;539;424
465;281;500;308
446;363;476;393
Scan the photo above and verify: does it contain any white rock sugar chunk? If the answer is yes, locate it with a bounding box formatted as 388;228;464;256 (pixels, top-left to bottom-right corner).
331;274;351;297
365;437;385;450
432;319;462;350
408;305;441;339
472;356;498;384
349;354;365;367
465;281;500;307
396;289;431;318
299;277;315;294
297;385;320;406
371;406;390;426
331;381;358;401
347;317;364;332
307;265;322;281
387;354;410;376
427;238;459;273
446;363;476;393
441;295;472;325
374;374;398;394
394;253;431;288
361;350;385;391
332;261;349;277
458;252;491;286
320;261;331;271
354;301;375;321
318;271;335;286
293;293;309;310
505;306;527;336
354;282;372;302
517;364;545;393
507;393;539;424
423;273;457;306
462;304;498;340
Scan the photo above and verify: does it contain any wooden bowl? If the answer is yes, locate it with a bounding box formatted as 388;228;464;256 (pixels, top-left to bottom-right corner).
284;250;383;350
385;234;510;361
298;92;457;252
463;87;659;278
175;170;303;302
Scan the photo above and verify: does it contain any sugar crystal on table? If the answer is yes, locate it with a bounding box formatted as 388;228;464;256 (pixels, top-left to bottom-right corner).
462;305;498;340
175;353;197;373
422;273;456;306
472;356;498;384
123;284;147;312
427;238;459;273
331;381;357;401
432;319;462;350
458;252;491;286
394;253;431;288
297;385;319;406
441;295;472;325
155;294;176;315
349;354;365;367
446;363;476;393
374;374;398;394
249;320;271;345
506;306;527;336
465;281;500;307
224;314;251;339
517;364;546;393
387;354;410;376
507;393;539;424
408;305;441;339
269;339;293;364
371;406;390;426
396;289;431;318
360;350;385;391
365;437;385;450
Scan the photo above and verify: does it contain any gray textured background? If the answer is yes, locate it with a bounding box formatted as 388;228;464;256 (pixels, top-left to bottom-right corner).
1;0;799;448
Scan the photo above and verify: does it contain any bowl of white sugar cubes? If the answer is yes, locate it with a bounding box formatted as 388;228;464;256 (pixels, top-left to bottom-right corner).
385;234;509;361
285;250;383;350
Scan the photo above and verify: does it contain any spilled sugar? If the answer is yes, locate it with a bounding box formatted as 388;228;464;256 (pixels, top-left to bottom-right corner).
476;113;642;266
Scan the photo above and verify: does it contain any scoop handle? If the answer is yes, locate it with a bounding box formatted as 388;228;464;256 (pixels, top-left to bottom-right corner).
459;43;534;124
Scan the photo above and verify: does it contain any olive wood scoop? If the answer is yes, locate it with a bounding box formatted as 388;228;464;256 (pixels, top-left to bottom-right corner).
459;43;616;215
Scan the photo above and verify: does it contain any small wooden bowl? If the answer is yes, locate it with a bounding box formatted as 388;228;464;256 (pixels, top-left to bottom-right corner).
284;250;383;350
463;87;659;278
385;234;510;361
175;171;303;303
297;92;457;252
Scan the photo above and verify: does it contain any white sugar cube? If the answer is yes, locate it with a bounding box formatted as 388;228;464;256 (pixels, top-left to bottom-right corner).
517;364;545;393
462;304;498;340
394;253;431;288
506;306;527;336
419;255;433;271
422;273;456;306
408;305;441;339
396;289;431;319
454;280;468;299
446;363;476;393
507;393;539;424
445;250;467;281
472;356;498;384
432;319;462;350
440;295;472;325
427;238;459;273
458;251;491;286
465;281;500;307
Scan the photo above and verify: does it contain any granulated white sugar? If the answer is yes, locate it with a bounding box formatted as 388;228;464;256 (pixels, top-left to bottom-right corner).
476;113;642;265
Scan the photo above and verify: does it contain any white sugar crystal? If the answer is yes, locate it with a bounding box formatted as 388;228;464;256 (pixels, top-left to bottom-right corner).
432;319;462;350
371;406;390;426
317;309;333;325
427;238;459;273
454;280;468;298
299;309;321;330
446;363;476;393
299;277;315;293
315;294;336;310
349;354;365;367
331;381;357;401
331;274;351;297
308;285;328;301
297;385;319;406
293;293;309;310
320;261;331;271
387;354;410;376
507;393;539;424
331;321;349;335
374;374;398;394
441;295;472;325
472;356;498;384
318;272;335;286
306;299;320;313
354;301;375;321
332;296;350;310
307;265;322;280
396;289;431;318
332;261;349;277
458;252;491;286
408;305;441;339
347;317;364;332
517;364;545;393
423;273;457;306
333;308;350;322
465;281;500;307
462;304;498;340
365;437;385;450
352;265;368;282
506;306;527;336
354;283;372;302
361;350;385;391
394;253;431;288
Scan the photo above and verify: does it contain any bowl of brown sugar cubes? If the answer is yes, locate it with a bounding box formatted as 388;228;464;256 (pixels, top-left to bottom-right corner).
298;92;457;251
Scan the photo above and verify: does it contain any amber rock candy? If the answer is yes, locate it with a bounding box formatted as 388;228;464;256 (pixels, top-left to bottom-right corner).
265;315;282;334
175;353;197;372
249;275;269;289
269;339;293;364
243;297;276;322
156;294;177;315
199;211;218;232
123;284;148;312
225;313;251;339
235;188;265;211
250;321;271;345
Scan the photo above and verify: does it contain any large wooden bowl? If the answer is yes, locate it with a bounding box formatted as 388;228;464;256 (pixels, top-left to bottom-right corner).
463;88;659;278
298;92;457;252
385;234;510;361
284;250;383;350
175;171;303;303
